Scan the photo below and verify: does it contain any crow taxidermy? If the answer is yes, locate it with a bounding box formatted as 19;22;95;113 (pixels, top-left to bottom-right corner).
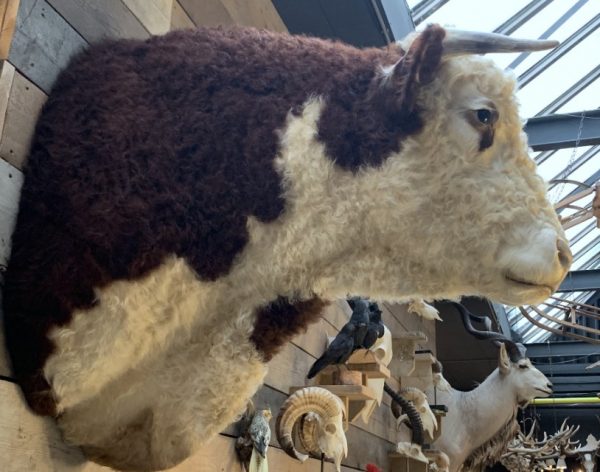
306;298;372;379
361;302;384;349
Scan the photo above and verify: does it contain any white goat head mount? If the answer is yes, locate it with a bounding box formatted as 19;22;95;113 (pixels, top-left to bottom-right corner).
453;302;554;405
276;386;348;472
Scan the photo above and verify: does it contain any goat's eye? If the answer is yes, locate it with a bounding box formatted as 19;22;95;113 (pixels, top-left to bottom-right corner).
518;364;529;369
477;109;492;124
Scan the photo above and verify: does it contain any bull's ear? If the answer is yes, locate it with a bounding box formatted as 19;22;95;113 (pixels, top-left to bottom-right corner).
385;24;446;116
498;343;511;375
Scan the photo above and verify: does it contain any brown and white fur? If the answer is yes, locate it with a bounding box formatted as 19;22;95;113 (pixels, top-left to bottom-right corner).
3;25;569;470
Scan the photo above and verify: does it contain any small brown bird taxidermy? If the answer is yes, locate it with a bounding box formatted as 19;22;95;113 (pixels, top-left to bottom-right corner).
235;402;272;472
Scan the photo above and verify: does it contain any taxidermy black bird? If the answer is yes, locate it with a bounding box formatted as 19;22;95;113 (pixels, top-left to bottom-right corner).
306;298;372;379
235;402;272;472
362;302;385;349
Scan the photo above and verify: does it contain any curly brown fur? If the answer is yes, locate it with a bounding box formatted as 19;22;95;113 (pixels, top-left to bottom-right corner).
3;25;444;415
251;297;327;361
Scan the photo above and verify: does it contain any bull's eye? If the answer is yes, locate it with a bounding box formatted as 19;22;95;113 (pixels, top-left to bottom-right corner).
518;364;529;370
477;109;492;124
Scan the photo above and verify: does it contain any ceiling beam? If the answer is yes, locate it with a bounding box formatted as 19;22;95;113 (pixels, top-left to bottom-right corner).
526;341;600;357
410;0;449;26
524;109;600;151
557;269;600;292
535;362;598;376
491;302;512;338
546;375;600;384
552;383;600;393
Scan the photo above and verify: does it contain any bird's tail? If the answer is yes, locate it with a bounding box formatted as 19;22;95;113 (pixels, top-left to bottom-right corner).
249;448;268;472
306;356;328;379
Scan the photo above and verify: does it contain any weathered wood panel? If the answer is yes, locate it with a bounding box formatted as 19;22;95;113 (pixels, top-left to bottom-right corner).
220;0;287;31
0;158;21;379
0;59;15;136
9;0;86;93
179;0;286;31
0;0;19;59
0;64;46;168
47;0;148;42
0;157;21;270
0;379;362;471
122;0;171;36
169;0;193;30
178;0;234;27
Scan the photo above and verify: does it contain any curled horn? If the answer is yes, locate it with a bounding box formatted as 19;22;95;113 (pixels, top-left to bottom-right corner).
442;29;558;56
451;302;526;362
385;383;424;446
276;387;345;462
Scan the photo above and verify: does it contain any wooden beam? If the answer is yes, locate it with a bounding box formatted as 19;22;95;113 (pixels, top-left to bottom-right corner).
0;59;15;136
0;0;19;59
170;1;194;30
177;0;234;27
179;0;287;31
122;0;172;35
219;0;287;31
0;157;21;269
47;0;149;42
0;65;46;169
9;0;86;93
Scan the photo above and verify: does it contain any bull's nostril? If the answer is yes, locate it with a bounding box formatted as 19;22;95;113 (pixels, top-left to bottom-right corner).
547;382;553;389
556;238;572;270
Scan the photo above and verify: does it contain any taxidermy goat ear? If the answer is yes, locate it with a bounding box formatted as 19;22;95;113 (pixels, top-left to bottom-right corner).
498;343;511;375
381;24;446;117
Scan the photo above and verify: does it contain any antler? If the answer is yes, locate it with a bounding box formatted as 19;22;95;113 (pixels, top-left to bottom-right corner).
503;419;581;461
450;302;527;361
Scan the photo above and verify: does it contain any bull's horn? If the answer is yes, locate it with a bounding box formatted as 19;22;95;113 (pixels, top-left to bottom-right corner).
275;387;345;462
442;29;558;56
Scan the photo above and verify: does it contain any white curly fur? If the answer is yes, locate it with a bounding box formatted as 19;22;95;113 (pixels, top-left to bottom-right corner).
44;52;567;469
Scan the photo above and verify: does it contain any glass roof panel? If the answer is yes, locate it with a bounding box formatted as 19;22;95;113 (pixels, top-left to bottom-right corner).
536;146;592;184
555;77;600;113
517;29;600;117
507;1;600;75
415;0;521;32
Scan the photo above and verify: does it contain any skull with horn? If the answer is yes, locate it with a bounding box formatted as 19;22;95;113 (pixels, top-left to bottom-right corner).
276;387;348;472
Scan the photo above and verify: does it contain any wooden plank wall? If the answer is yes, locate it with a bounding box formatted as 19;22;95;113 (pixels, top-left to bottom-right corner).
0;1;437;470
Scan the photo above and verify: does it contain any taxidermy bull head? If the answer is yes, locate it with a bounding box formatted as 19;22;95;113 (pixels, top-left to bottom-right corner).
3;24;568;470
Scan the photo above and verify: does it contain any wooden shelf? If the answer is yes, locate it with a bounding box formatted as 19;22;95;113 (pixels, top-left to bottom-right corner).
345;362;391;379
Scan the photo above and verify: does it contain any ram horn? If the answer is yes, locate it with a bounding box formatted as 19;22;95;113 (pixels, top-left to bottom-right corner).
442;29;558;56
276;387;345;462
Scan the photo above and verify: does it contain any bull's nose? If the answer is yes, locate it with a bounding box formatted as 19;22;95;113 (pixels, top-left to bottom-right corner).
557;238;572;270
